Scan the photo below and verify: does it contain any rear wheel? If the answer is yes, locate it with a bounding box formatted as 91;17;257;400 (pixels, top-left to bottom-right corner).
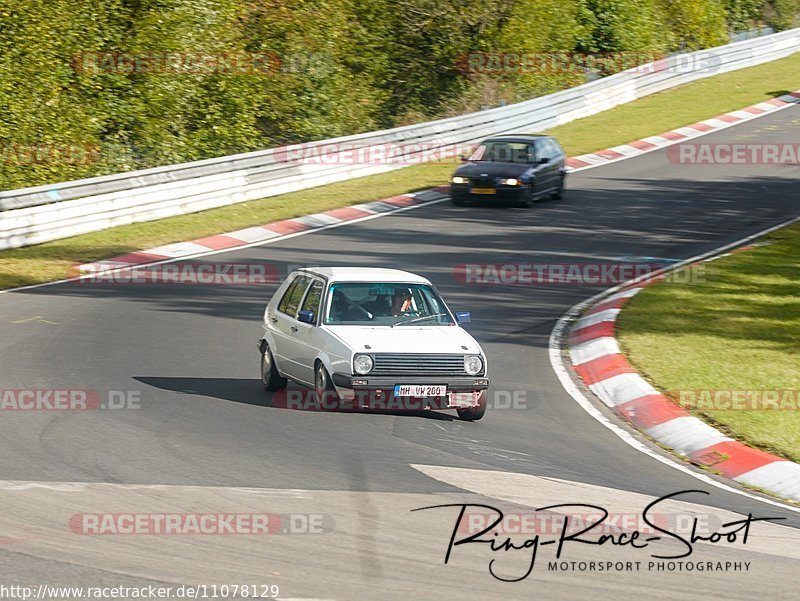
261;345;287;392
457;391;487;421
315;361;340;408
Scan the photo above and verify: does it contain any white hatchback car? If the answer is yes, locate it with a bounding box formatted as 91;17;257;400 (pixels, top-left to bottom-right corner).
258;267;490;420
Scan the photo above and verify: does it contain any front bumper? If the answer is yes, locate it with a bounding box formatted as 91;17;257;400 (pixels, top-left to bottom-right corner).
331;374;489;409
450;184;528;203
332;374;490;391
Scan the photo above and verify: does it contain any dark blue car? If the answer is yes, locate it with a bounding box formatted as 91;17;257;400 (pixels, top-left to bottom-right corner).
450;135;566;207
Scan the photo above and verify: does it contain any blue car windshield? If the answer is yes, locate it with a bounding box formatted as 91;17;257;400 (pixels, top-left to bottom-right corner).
323;283;455;326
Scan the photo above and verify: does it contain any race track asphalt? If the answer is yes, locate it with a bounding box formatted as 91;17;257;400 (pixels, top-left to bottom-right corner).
1;104;798;600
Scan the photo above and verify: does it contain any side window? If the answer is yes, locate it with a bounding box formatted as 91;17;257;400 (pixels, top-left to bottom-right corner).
278;275;311;317
534;139;548;161
546;138;562;158
300;279;324;318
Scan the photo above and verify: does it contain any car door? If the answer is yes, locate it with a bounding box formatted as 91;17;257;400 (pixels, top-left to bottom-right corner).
533;139;555;194
546;138;563;190
272;274;311;381
286;277;325;385
549;138;567;186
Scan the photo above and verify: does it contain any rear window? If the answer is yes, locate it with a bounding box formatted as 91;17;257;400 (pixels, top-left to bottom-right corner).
300;279;324;317
278;275;311;317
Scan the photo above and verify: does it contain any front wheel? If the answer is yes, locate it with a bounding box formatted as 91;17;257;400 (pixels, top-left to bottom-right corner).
315;362;340;407
552;176;565;200
261;346;287;391
517;187;535;208
457;391;487;421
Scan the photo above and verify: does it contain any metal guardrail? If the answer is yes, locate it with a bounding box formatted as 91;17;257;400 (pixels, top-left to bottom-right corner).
1;28;798;250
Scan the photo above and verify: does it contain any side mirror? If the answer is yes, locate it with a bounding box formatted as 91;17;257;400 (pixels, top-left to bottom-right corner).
538;157;550;164
297;310;315;324
456;311;471;324
459;154;468;162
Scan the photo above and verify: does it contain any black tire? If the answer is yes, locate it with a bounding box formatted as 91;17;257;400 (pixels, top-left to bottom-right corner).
261;345;287;391
552;176;565;200
314;361;340;408
517;187;535;208
457;391;487;421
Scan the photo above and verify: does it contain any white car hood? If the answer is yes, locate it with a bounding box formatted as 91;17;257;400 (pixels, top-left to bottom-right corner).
325;325;482;355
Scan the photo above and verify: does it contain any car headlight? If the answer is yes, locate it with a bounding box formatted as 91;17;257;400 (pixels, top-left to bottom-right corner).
499;178;520;186
451;176;469;184
464;355;483;375
353;354;374;375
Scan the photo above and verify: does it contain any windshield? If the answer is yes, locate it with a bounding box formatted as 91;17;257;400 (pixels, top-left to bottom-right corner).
323;282;455;326
469;141;534;164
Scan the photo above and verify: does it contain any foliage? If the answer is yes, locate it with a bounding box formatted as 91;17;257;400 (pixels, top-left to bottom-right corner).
0;0;797;190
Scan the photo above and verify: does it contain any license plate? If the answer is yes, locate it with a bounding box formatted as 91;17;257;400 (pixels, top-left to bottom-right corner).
393;384;447;397
470;187;496;195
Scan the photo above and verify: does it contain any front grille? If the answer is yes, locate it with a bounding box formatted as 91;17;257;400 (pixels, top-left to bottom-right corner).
371;354;466;376
470;177;496;187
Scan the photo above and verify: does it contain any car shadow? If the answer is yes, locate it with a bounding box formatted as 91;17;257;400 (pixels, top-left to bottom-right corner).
134;376;460;421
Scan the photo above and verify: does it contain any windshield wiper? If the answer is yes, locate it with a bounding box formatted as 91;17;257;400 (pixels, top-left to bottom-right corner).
391;313;448;327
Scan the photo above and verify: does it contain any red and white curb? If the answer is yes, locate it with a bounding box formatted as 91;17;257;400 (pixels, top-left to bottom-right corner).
564;90;800;172
567;254;800;504
76;187;449;276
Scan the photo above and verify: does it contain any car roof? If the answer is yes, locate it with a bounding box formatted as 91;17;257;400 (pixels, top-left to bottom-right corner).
482;134;550;143
296;267;431;284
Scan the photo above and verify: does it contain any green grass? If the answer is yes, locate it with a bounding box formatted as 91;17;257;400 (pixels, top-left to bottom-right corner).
617;221;800;463
2;52;800;291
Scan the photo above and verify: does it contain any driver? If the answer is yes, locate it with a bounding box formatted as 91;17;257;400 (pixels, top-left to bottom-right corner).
330;289;372;322
391;288;413;316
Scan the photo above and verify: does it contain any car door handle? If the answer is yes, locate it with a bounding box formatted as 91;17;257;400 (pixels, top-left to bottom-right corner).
270;317;278;323
291;326;298;332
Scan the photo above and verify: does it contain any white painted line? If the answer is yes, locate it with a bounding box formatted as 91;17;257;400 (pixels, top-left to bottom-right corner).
570;337;620;365
588;373;658;407
645;416;733;455
0;479;312;496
